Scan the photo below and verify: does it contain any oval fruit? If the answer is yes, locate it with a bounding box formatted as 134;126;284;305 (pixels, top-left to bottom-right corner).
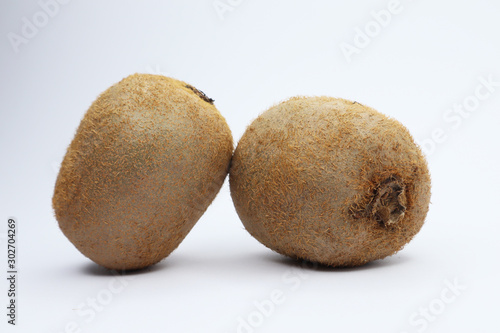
53;74;233;270
230;97;431;267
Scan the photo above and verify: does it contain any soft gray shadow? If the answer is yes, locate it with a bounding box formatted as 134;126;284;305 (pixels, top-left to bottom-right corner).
80;260;168;276
262;252;410;272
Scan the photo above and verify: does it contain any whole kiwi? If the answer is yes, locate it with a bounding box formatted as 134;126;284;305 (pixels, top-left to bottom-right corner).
53;74;233;270
230;97;431;267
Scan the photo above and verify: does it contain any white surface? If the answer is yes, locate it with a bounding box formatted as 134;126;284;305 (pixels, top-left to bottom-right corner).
1;0;500;332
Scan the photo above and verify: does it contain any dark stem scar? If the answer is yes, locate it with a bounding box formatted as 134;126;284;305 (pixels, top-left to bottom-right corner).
185;85;214;104
350;175;407;227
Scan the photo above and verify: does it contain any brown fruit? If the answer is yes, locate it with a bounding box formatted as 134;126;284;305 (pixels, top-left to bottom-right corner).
53;74;233;270
230;97;431;267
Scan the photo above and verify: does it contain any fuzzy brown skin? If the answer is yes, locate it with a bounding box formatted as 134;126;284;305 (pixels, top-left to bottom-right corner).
230;97;431;267
53;74;233;270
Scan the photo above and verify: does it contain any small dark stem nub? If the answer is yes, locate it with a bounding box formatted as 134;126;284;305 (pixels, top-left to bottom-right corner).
185;85;214;104
370;176;407;227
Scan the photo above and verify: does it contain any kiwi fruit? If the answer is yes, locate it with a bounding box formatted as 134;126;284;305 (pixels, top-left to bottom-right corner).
230;96;431;267
53;74;233;270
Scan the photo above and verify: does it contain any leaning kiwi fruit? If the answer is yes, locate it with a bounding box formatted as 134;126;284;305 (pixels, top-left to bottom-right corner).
53;74;233;270
230;96;431;267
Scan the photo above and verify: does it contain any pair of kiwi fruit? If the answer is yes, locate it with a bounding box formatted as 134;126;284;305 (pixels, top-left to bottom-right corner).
53;74;431;270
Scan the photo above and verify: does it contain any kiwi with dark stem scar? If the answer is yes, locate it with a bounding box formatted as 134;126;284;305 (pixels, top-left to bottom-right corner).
53;74;233;270
230;96;431;267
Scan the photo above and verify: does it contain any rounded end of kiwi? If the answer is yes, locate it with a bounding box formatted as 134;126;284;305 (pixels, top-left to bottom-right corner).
370;176;407;227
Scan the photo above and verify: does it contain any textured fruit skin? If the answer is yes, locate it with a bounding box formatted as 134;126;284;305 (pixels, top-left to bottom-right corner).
230;97;431;267
53;74;233;270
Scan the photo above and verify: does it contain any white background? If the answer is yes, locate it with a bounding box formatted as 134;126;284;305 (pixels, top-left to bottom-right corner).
1;0;500;332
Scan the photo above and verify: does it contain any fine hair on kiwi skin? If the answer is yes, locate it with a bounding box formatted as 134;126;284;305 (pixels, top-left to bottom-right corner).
229;96;431;267
53;73;233;271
